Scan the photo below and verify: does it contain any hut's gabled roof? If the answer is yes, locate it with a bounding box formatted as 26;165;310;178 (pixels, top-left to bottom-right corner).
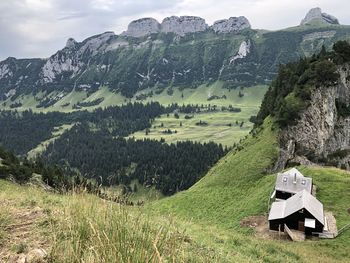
275;168;312;194
268;190;324;225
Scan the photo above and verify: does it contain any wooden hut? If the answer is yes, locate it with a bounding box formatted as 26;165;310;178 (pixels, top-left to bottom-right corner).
268;190;324;235
273;168;313;200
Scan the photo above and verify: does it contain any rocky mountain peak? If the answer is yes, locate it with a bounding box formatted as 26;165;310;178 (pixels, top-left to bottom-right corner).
122;18;161;37
65;38;78;49
300;7;339;25
211;16;251;33
121;15;252;38
161;16;208;36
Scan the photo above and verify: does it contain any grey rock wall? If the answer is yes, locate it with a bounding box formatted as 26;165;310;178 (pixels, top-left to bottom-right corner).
211;16;250;33
275;65;350;170
301;7;339;25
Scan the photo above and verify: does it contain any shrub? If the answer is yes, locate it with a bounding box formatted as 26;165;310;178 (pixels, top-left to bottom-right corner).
314;60;339;86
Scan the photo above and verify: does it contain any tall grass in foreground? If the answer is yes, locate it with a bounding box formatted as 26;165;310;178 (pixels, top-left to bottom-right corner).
0;206;11;246
49;194;194;263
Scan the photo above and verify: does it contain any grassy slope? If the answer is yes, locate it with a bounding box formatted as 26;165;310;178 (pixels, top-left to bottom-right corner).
105;179;164;203
0;180;221;262
151;118;350;262
0;83;267;112
153;118;279;226
27;124;74;159
135;83;267;108
129;111;253;147
1;118;349;262
129;83;266;146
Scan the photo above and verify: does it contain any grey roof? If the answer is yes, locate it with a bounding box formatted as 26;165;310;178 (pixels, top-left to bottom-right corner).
268;190;324;225
275;168;312;194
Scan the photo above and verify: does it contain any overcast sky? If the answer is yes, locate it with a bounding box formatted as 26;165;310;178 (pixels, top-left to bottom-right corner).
1;0;349;60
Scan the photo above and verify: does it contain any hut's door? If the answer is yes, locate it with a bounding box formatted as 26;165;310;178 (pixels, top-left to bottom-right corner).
298;221;305;232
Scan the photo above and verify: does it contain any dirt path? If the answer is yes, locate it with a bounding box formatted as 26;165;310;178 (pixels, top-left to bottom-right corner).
0;201;50;262
240;215;290;240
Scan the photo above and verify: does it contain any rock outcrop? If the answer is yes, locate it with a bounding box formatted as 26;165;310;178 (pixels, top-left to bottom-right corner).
65;38;78;49
8;248;47;263
26;248;48;262
274;65;350;171
0;63;12;79
161;16;208;36
41;50;82;83
230;40;251;64
77;32;115;56
300;7;339;25
122;16;209;37
41;32;116;83
122;18;161;37
212;16;251;33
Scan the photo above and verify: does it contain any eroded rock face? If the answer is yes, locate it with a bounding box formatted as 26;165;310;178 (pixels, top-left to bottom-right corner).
121;15;251;37
41;32;116;83
212;16;251;33
0;63;12;79
65;38;78;49
77;32;115;56
122;18;161;37
301;7;339;25
161;16;208;36
275;65;350;170
41;51;82;83
230;40;251;64
302;31;336;42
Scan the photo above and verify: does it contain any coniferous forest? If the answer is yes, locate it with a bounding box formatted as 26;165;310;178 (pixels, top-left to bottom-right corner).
0;102;227;195
41;123;226;195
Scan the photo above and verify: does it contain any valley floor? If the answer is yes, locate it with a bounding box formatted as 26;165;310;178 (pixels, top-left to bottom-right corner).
0;83;267;149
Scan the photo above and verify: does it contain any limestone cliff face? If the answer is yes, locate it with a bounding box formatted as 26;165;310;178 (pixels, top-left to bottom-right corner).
122;18;161;37
161;16;208;36
301;7;339;25
122;16;209;37
274;65;350;171
40;32;118;84
211;17;250;33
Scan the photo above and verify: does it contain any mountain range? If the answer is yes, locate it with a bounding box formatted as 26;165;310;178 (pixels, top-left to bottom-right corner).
1;7;350;109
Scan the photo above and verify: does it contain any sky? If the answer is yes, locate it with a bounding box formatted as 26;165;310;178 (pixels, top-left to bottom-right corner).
0;0;349;60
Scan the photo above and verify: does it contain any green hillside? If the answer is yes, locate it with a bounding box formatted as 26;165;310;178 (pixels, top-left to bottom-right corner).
0;180;219;262
129;111;253;147
0;82;267;112
150;118;350;262
1;118;349;262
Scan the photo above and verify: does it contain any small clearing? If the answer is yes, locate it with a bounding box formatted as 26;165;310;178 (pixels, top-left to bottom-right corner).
241;215;290;240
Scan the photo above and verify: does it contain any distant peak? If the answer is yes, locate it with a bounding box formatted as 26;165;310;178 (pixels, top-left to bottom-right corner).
300;7;339;26
66;38;78;49
211;16;251;33
161;16;208;36
122;18;161;37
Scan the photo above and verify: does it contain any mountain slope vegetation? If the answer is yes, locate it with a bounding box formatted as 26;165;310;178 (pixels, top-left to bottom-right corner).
152;118;350;262
2;116;348;262
257;40;350;170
